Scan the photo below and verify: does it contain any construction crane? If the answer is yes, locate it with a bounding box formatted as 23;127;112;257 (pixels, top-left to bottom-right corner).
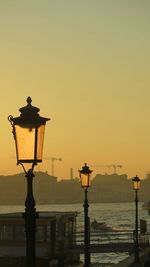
112;164;122;174
43;157;62;176
91;164;122;174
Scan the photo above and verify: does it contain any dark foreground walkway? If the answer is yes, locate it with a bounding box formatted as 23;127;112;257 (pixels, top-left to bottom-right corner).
115;247;150;267
75;242;133;253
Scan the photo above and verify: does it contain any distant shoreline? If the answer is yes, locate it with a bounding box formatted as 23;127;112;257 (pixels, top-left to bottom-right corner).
0;200;141;206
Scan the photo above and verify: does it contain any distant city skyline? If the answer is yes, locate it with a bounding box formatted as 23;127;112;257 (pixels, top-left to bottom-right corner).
0;1;150;180
0;171;150;204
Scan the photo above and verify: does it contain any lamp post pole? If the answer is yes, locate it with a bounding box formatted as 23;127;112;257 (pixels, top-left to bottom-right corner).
132;175;141;263
84;188;90;267
8;97;50;267
79;163;92;267
23;168;38;267
134;188;139;263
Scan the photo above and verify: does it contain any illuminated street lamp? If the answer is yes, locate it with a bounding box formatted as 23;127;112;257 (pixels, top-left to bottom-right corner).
8;97;50;267
132;175;141;263
79;163;92;267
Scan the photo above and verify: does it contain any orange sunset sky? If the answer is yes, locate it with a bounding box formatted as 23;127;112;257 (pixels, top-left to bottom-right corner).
0;1;150;180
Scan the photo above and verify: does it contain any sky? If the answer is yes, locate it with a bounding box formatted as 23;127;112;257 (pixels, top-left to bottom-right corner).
0;0;150;180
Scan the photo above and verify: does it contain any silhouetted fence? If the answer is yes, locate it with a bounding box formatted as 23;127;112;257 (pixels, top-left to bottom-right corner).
73;230;150;253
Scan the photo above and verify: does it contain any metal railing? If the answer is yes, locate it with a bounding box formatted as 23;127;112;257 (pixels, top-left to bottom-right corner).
76;230;133;244
74;230;150;253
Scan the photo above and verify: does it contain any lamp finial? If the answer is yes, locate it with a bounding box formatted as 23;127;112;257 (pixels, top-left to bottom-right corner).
27;96;32;105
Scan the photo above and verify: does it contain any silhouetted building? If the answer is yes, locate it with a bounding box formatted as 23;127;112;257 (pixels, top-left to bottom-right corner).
0;171;150;204
0;211;79;266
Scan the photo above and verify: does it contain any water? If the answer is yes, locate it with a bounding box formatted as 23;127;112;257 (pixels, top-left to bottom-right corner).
0;202;149;266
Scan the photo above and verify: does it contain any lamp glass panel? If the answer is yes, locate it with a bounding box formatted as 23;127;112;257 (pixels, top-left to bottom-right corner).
133;180;140;190
14;124;36;162
36;124;45;161
80;173;90;188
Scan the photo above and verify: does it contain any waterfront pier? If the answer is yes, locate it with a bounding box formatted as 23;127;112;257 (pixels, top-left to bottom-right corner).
74;230;150;254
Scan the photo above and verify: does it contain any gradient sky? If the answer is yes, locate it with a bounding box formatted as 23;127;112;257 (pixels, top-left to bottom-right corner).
0;1;150;180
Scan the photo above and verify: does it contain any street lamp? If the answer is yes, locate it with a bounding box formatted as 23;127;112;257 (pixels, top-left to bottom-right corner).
79;163;92;267
132;175;141;263
8;97;50;267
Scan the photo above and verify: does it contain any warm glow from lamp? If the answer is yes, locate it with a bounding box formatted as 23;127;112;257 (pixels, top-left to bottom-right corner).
14;124;45;163
132;175;141;190
79;163;92;189
8;97;50;165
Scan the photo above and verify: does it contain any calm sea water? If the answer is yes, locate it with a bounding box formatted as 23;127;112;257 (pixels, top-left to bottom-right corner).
0;202;149;266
